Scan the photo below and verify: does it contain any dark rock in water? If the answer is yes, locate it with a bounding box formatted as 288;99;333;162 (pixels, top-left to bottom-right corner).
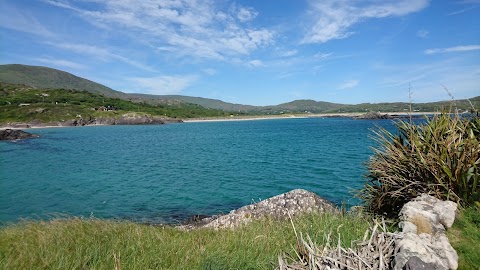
182;215;212;226
180;189;339;229
355;111;392;119
0;129;39;140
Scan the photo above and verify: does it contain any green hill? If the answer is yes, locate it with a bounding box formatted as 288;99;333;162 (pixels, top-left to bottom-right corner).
0;83;232;124
126;93;258;112
0;64;478;114
0;64;126;98
326;99;480;114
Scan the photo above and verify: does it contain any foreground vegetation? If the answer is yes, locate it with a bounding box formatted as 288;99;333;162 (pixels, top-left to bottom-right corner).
1;209;477;269
0;83;235;123
358;112;480;217
0;213;369;269
447;206;480;270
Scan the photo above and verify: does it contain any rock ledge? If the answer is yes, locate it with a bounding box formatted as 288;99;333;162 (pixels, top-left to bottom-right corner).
182;189;338;230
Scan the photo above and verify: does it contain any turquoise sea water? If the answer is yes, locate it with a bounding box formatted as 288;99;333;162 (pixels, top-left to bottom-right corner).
0;118;396;224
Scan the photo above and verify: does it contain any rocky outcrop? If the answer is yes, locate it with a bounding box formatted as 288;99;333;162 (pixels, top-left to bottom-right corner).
67;113;182;126
0;129;39;140
1;114;182;128
394;194;458;270
114;113;177;125
355;111;392;119
182;189;338;230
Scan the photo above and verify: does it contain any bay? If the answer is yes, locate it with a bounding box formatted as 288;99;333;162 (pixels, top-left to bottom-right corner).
0;118;396;224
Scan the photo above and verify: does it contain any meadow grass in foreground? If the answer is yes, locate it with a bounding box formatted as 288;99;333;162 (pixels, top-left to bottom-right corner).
0;213;369;270
447;206;480;270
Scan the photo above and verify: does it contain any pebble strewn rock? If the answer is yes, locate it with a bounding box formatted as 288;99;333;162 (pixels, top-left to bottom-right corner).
182;189;339;230
395;194;458;270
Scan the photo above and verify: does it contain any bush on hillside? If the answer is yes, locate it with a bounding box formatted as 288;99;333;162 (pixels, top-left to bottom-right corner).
358;112;480;217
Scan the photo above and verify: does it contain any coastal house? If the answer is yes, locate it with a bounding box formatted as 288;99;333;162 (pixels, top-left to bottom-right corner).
97;105;118;111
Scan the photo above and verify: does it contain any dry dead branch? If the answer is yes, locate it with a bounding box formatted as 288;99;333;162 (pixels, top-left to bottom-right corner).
277;219;400;270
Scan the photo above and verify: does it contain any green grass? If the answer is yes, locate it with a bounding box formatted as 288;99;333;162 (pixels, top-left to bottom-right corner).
448;206;480;270
0;213;369;270
0;83;234;123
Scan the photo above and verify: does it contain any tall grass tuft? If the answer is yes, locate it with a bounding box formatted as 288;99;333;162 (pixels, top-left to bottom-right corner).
357;112;480;217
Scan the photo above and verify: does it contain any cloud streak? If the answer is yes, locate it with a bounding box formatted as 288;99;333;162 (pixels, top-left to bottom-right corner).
417;29;429;38
248;59;265;67
425;45;480;54
303;0;429;44
129;75;198;95
0;2;54;37
34;57;87;69
46;42;156;71
339;80;359;90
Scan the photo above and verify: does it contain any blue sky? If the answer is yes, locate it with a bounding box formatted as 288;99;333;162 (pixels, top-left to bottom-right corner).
1;0;479;105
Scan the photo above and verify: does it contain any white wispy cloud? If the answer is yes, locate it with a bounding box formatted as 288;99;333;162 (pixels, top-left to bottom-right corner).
448;1;480;16
374;58;480;102
202;68;216;76
130;75;198;95
34;57;87;69
279;50;298;57
314;52;333;59
416;29;429;38
45;0;274;61
46;42;156;71
425;45;480;55
339;80;359;90
0;2;54;37
303;0;429;44
378;74;426;88
248;59;265;67
237;7;258;22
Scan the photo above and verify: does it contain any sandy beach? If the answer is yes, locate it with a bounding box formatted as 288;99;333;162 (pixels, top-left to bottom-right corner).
0;112;437;129
183;112;435;123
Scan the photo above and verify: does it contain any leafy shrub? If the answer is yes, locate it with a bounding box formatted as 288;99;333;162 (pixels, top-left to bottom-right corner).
358;112;480;217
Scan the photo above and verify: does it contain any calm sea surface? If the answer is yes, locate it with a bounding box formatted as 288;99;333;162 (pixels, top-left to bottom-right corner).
0;118;397;224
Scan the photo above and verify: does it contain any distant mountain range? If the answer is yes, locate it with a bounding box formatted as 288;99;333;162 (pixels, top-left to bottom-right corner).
1;64;478;114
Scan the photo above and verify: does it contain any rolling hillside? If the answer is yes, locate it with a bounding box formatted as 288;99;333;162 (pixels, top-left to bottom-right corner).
1;64;478;114
126;93;258;112
0;64;125;98
0;83;232;124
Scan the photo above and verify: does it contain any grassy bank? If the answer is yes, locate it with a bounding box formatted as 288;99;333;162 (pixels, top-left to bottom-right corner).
1;209;478;269
448;206;480;270
0;213;369;269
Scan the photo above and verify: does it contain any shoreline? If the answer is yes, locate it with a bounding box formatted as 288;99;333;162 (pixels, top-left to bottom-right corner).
0;124;109;131
184;111;436;123
0;112;438;129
